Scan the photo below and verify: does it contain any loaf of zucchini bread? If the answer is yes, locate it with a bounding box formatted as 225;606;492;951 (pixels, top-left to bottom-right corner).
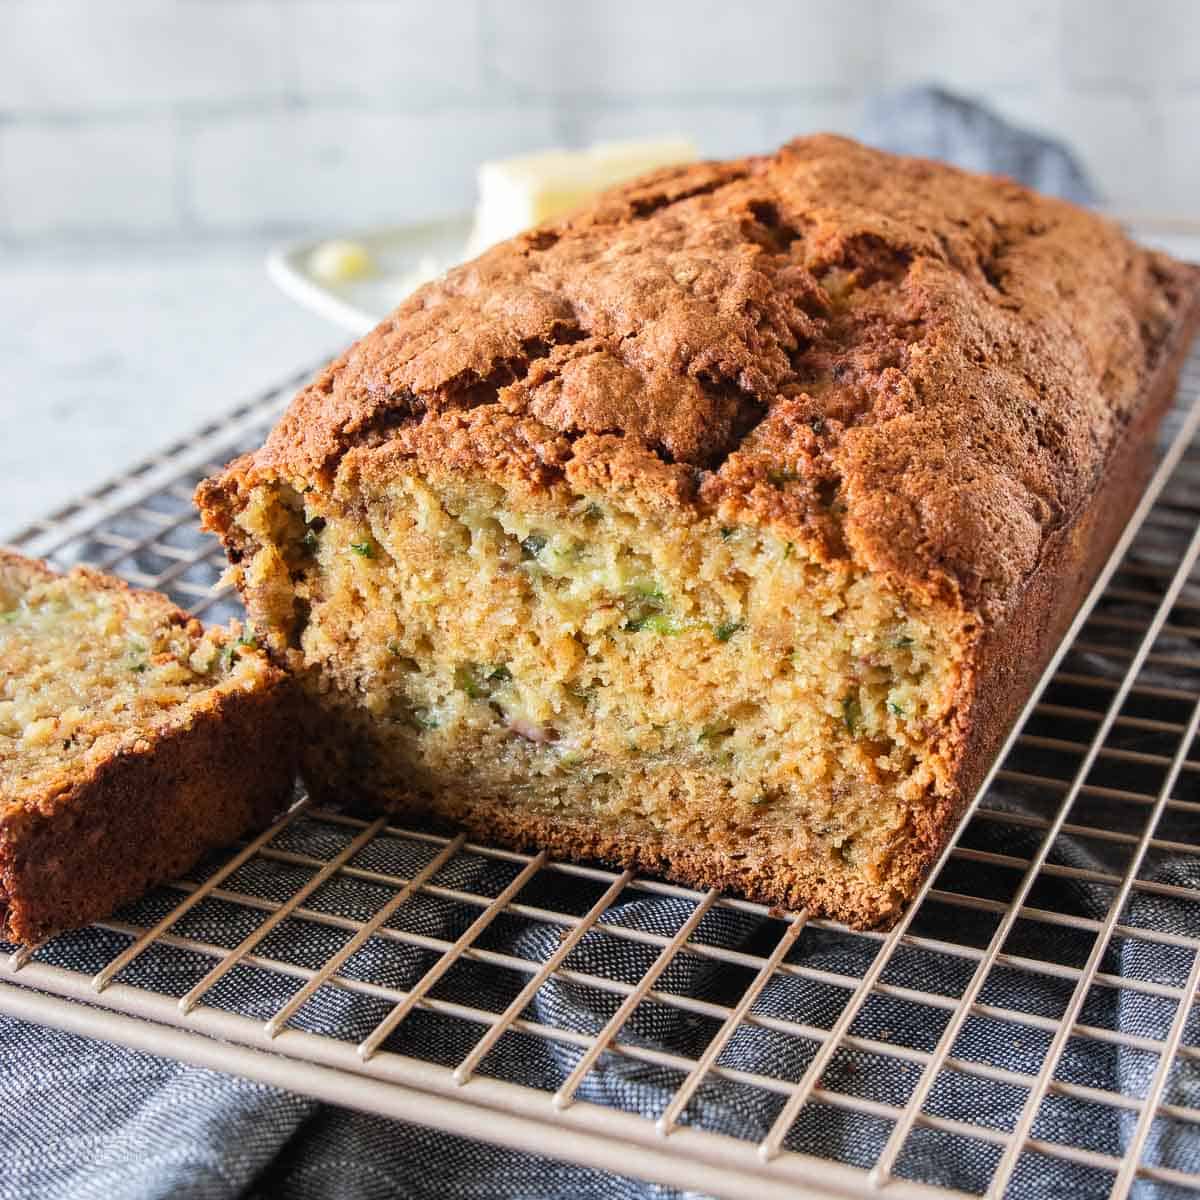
197;135;1200;928
0;552;294;943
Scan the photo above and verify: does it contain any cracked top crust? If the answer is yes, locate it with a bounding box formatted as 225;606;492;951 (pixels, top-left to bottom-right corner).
213;134;1200;621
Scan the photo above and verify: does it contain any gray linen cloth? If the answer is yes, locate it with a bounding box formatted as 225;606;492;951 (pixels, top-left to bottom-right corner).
7;90;1193;1200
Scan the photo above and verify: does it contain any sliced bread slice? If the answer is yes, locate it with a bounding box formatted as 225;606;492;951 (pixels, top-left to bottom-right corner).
0;551;295;944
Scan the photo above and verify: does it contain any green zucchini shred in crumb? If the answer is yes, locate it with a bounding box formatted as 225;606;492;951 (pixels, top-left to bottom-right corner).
454;664;484;698
454;662;511;698
350;540;375;558
713;620;743;643
892;634;915;648
520;533;547;560
887;700;905;717
0;611;18;623
217;629;258;671
621;582;678;633
698;723;735;746
411;710;439;730
719;527;735;541
302;528;320;552
626;611;681;635
630;581;665;601
767;469;799;487
842;695;862;734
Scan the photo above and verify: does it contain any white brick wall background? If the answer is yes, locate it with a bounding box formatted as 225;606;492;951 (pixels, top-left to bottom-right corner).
2;0;1198;246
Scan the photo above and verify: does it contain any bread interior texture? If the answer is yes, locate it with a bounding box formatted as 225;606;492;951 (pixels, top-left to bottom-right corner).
0;561;265;789
235;464;966;924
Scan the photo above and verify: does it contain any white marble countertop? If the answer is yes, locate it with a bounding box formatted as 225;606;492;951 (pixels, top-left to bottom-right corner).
1;241;345;540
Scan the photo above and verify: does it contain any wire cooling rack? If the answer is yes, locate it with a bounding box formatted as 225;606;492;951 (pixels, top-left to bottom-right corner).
4;348;1200;1200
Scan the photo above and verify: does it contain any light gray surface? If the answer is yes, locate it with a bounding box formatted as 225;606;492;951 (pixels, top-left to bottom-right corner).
1;0;1198;244
0;243;343;539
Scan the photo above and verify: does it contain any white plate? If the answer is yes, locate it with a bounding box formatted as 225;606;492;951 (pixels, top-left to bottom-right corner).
268;214;1200;336
267;215;473;336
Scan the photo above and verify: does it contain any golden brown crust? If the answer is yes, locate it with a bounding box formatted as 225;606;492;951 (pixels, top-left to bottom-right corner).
196;135;1200;929
0;554;297;944
203;134;1200;626
898;282;1200;901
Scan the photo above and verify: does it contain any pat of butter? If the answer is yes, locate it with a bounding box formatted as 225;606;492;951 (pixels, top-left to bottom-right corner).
308;239;374;284
467;137;698;255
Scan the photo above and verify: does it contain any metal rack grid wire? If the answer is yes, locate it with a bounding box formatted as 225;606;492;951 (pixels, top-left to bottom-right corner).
2;348;1200;1200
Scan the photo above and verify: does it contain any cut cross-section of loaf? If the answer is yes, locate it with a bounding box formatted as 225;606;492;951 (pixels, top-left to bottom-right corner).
0;551;295;944
197;135;1200;928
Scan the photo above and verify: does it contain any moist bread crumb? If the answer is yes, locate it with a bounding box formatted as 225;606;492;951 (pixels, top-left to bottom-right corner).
0;551;295;944
197;135;1200;928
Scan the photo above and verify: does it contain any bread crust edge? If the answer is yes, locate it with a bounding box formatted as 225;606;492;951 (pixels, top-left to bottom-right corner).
0;556;298;945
